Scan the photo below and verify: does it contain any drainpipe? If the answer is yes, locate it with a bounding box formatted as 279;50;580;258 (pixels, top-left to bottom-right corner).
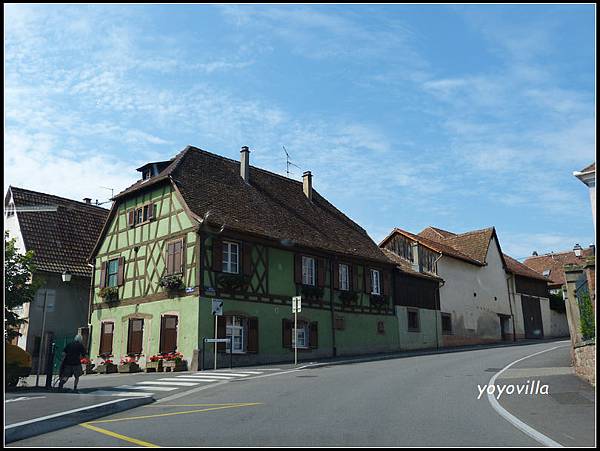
329;259;337;357
87;262;96;356
505;275;517;342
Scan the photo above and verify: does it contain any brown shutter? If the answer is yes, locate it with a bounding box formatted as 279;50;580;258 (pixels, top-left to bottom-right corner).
160;315;178;353
247;317;258;353
243;242;253;276
364;267;372;294
117;257;125;286
353;264;359;292
317;258;326;287
175;240;183;273
127;319;144;355
294;254;303;284
147;203;155;220
166;242;174;275
99;262;107;289
282;319;292;348
128;210;135;227
333;261;340;290
217;315;227;351
309;322;319;349
348;265;354;291
99;322;113;355
383;271;391;296
212;238;223;272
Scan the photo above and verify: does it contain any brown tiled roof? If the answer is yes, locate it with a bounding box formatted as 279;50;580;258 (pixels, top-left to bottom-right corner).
524;248;595;287
381;228;484;266
418;226;456;241
381;248;442;282
8;187;109;277
107;146;390;264
440;228;496;264
503;254;549;281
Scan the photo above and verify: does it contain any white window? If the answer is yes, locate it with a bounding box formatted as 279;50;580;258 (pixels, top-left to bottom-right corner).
292;324;309;349
339;264;349;291
302;256;315;286
371;269;381;295
222;241;239;274
542;269;551;277
226;316;245;353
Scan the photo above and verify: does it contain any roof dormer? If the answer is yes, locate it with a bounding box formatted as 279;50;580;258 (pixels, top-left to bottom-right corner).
136;161;172;181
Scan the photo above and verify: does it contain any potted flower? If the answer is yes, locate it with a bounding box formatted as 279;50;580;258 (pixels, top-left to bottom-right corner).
118;354;142;373
217;273;249;292
80;357;95;375
158;274;185;293
301;285;324;303
98;287;119;303
95;353;118;374
145;354;165;373
162;352;186;372
370;294;387;308
339;290;358;306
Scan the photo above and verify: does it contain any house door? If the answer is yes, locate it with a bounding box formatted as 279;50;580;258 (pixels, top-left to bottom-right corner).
521;295;544;339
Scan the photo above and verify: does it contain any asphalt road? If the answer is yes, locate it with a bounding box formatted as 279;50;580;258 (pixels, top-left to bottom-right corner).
9;340;594;447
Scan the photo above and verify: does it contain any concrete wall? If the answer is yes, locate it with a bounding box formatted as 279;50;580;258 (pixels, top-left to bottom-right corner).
395;306;442;350
437;237;513;346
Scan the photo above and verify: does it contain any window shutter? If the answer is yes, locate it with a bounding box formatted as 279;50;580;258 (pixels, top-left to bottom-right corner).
160;315;178;354
127;319;144;355
333;261;340;290
99;262;107;289
383;271;391;296
282;319;292;348
99;322;113;355
247;317;259;353
147;203;155;220
365;267;372;294
309;322;319;349
348;265;354;291
243;242;253;276
212;238;223;272
353;265;359;292
217;316;227;352
317;258;326;287
176;240;184;273
294;254;302;284
128;210;135;227
117;257;125;286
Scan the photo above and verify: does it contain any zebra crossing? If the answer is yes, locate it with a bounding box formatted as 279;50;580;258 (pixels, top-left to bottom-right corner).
88;370;266;397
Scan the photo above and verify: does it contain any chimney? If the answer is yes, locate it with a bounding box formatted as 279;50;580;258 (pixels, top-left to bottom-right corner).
302;171;313;201
411;242;420;272
83;198;91;204
532;251;538;256
240;146;250;182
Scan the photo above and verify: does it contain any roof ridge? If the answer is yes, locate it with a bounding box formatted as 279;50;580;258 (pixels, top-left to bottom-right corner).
446;226;494;238
9;186;109;212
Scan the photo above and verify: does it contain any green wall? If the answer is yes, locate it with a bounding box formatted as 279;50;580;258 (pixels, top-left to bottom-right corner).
395;306;442;350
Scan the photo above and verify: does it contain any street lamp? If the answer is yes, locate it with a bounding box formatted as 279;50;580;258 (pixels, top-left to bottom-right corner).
35;269;72;387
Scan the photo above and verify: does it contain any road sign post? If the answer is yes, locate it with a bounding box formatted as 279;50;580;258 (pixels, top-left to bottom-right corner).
292;296;301;365
212;299;223;370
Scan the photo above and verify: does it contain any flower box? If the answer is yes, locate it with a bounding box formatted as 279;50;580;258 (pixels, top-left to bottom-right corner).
96;363;118;374
82;363;96;375
145;360;164;373
163;360;187;372
98;287;119;303
118;362;141;373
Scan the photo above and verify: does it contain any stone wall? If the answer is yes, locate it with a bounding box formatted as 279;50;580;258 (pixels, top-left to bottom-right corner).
573;340;596;386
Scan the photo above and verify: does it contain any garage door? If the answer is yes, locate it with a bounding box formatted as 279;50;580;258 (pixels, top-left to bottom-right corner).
521;295;544;339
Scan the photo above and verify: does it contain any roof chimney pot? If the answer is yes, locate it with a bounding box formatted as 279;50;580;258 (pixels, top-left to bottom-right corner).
303;171;313;201
240;146;250;182
83;198;91;204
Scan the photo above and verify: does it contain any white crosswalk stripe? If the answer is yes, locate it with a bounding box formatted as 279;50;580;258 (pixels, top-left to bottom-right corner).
86;370;264;397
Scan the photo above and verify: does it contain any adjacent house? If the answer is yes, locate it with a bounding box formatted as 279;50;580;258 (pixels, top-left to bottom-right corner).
381;226;514;346
573;162;596;231
88;146;397;369
4;187;109;371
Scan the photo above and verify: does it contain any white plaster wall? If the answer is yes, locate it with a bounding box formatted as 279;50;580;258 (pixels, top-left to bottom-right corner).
549;309;570;337
437;237;511;341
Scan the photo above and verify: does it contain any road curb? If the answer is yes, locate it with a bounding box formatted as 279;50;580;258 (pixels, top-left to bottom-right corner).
5;396;154;444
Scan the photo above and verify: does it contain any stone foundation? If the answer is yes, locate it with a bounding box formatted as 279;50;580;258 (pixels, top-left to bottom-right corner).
573;340;596;386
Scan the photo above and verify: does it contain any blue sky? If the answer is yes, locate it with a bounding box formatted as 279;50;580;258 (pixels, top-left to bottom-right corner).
5;4;596;259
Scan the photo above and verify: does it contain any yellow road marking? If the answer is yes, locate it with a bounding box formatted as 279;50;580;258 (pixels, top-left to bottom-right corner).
80;422;160;448
89;402;262;424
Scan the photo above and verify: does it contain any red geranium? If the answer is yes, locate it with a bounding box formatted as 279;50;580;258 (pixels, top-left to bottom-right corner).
80;357;91;365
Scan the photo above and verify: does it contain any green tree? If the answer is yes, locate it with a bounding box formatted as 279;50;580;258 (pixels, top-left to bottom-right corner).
4;233;41;342
579;291;595;341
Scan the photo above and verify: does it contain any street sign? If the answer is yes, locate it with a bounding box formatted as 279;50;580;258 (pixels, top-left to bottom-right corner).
292;296;302;313
212;299;223;316
204;338;230;344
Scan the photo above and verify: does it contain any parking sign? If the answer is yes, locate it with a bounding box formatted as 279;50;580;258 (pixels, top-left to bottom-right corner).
212;299;223;316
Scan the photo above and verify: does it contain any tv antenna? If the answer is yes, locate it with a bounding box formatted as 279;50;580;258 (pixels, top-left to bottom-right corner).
282;146;301;178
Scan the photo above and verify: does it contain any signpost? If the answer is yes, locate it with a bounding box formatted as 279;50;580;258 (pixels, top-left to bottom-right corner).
202;337;232;371
212;299;223;370
292;296;301;365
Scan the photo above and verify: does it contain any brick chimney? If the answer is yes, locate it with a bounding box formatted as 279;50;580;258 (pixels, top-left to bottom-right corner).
240;146;250;182
303;171;313;201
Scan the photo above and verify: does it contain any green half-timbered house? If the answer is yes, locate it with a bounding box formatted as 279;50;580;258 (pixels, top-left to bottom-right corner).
89;146;397;368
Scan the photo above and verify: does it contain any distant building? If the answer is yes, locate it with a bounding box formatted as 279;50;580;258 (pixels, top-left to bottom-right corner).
4;187;108;371
573;162;596;231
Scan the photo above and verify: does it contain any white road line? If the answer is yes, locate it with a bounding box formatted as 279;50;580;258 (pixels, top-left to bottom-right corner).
159;378;210;383
116;385;177;392
140;380;199;387
193;372;252;377
184;374;237;379
91;390;153;397
487;344;569;447
205;371;263;375
172;377;221;382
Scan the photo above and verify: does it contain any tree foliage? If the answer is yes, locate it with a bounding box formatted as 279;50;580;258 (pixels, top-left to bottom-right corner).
4;233;41;342
579;291;595;341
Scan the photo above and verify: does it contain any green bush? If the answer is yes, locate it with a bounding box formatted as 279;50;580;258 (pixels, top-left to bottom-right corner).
579;291;595;341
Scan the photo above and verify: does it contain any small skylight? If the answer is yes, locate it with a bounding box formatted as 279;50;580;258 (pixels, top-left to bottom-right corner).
542;269;551;277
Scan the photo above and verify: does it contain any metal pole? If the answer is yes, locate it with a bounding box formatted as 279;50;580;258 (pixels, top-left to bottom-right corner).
45;341;55;388
229;338;232;369
202;338;205;372
214;315;218;370
294;310;298;366
35;289;49;387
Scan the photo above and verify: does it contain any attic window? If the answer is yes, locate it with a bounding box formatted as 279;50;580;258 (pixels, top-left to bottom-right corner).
542;269;551;277
142;168;152;180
